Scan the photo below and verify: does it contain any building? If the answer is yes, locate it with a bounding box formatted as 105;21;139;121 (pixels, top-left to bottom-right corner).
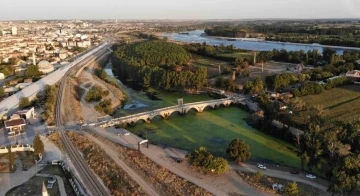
4;114;26;136
346;70;360;80
11;27;17;35
38;60;54;74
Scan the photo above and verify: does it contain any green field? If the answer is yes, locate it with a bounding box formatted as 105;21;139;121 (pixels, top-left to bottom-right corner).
218;52;254;61
300;85;360;123
127;107;300;168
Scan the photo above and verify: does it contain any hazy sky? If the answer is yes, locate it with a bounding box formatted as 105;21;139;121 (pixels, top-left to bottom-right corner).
1;0;359;20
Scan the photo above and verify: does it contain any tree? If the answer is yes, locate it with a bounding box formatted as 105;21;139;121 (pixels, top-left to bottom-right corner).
0;87;5;97
226;139;251;163
8;148;15;170
33;133;44;158
285;182;299;195
329;154;360;195
19;97;30;108
25;65;41;77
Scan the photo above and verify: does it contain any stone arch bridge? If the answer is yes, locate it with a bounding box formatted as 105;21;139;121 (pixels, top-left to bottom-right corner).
94;97;245;128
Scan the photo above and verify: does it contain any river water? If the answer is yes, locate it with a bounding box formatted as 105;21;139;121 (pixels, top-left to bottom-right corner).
164;30;360;54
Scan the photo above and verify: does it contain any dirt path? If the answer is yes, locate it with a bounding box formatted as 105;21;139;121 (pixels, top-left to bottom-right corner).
83;132;160;196
86;126;268;196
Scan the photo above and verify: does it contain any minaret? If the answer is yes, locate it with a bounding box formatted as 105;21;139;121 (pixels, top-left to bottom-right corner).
32;52;36;65
42;182;49;196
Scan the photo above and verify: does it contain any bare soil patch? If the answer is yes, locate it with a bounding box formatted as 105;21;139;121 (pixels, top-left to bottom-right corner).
63;78;83;124
90;132;213;196
66;131;146;196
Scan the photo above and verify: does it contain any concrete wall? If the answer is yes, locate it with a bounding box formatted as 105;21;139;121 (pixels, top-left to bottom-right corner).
0;144;34;154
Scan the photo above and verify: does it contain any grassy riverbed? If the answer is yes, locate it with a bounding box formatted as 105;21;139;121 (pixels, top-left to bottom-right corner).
127;106;301;168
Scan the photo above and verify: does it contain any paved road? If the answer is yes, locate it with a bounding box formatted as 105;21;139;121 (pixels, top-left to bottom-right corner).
231;164;329;193
84;132;160;196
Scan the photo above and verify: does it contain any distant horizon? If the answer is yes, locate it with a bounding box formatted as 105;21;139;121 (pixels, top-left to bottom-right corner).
2;17;360;22
0;0;359;21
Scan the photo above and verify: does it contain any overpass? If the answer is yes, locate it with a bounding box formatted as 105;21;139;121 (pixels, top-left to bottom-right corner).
0;42;109;114
93;97;245;128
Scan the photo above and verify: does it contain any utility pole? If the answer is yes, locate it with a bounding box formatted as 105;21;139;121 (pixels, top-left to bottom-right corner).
254;52;257;65
218;63;221;76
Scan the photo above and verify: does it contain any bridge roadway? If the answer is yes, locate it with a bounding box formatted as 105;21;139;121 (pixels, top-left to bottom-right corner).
0;42;109;112
94;96;245;128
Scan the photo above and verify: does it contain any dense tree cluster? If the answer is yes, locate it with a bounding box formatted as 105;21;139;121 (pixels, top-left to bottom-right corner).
243;77;264;94
186;147;228;175
215;77;237;92
205;26;247;38
113;41;208;91
94;67;119;87
265;73;299;90
114;40;191;67
95;98;113;115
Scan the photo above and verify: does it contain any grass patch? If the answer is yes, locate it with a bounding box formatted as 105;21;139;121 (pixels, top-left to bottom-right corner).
127;106;300;168
39;165;77;196
217;52;254;61
116;88;213;116
300;85;360;123
6;176;59;196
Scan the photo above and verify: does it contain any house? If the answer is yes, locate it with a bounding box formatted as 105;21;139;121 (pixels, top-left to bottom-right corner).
345;70;360;80
4;114;26;136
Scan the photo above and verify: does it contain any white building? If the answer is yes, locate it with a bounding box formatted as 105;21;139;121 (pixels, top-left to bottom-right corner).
11;27;17;35
38;60;54;74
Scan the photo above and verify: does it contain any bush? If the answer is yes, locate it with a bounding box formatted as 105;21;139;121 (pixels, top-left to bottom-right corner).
19;97;31;108
85;85;107;102
285;182;299;195
186;147;228;175
252;171;263;183
95;98;113;115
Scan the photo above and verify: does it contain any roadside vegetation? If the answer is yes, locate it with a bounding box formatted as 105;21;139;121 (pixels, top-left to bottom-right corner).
237;171;326;196
186;147;228;175
41;85;58;125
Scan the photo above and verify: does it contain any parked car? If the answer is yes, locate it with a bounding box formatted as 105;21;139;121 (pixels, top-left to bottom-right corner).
22;166;28;171
257;163;267;170
290;170;299;174
306;174;316;179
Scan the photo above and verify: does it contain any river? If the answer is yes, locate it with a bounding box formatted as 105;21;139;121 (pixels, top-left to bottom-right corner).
164;30;360;54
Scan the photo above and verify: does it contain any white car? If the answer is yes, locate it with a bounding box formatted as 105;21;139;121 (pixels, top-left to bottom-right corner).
306;174;316;179
257;164;267;170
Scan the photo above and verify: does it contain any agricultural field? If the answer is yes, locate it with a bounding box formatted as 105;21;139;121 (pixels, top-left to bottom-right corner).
190;55;231;78
127;106;301;168
300;85;360;123
217;52;254;61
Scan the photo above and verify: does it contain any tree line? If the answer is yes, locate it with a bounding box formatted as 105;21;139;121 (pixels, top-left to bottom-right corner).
205;26;247;38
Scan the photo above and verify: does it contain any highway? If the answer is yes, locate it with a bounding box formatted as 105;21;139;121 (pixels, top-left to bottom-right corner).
0;42;109;113
55;43;110;196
